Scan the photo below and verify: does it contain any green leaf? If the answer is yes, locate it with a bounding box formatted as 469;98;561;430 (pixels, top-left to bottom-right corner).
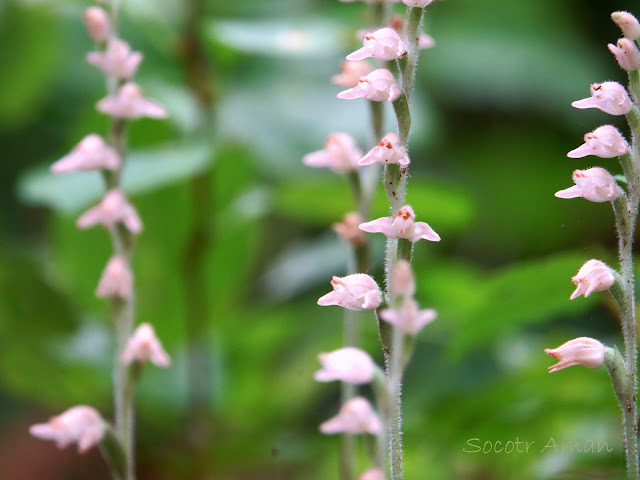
17;142;212;213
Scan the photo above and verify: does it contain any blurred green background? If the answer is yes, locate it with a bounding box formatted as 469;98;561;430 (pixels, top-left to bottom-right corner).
1;0;639;478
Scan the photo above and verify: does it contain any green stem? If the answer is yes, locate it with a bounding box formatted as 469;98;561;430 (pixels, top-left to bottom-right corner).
400;7;425;100
613;193;639;480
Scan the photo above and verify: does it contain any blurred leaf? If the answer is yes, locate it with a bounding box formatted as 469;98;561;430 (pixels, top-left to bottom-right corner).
18;142;212;212
275;177;473;231
208;20;344;57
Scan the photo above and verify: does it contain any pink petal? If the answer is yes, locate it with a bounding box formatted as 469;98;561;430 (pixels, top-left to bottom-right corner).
554;186;582;199
346;47;371;61
359;217;393;235
337;86;365;100
412;221;440;242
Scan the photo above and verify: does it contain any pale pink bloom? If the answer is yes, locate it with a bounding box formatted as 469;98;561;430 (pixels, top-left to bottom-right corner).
319;397;382;435
571;82;631;116
554;168;620;203
359;205;440;243
545;337;606;373
87;39;143;79
347;28;407;62
612;11;640;40
121;323;171;367
337;69;401;102
51;134;119;174
333;212;367;246
317;274;382;311
314;347;376;384
418;34;435;50
332;61;373;88
29;406;105;453
95;254;133;299
97;83;167;119
402;0;435;6
567;125;628;158
390;260;415;297
358;132;409;166
379;299;436;335
303;133;362;173
358;468;387;480
608;38;640;71
83;7;110;43
569;259;615;300
76;189;143;234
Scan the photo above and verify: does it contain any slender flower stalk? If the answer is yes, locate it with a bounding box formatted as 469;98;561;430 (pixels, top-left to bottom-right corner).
546;10;640;479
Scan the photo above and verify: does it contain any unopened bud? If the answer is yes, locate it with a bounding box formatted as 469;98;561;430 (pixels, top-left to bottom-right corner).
83;7;110;43
390;260;415;297
612;11;640;40
545;337;606;373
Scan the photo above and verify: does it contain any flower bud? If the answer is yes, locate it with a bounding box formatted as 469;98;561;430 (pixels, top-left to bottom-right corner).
76;189;143;234
544;337;606;373
567;125;628;159
571;82;631;116
314;347;376;384
390;260;415;297
358;132;410;166
83;7;110;43
608;38;640;71
379;298;436;335
121;323;171;367
347;28;408;62
303;133;362;173
612;11;640;40
359;205;440;243
96;254;133;299
337;69;401;102
358;468;387;480
333;212;367;246
319;397;382;435
389;14;434;50
97;83;167;119
555;167;620;203
569;259;615;300
317;274;382;311
30;406;105;453
332;61;372;88
51;134;119;174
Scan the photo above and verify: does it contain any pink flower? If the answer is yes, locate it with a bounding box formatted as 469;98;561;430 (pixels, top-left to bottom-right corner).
567;125;628;158
418;34;435;50
359;205;440;242
379;299;436;335
314;347;376;384
121;323;171;367
317;274;382;311
545;337;606;373
358;132;409;166
358;468;387;480
87;39;143;79
554;168;620;203
337;69;401;102
333;212;367;246
402;0;435;6
347;28;408;62
29;406;105;453
608;38;640;71
332;61;372;88
97;83;167;119
95;254;133;299
76;189;143;234
569;259;615;300
571;82;631;116
390;260;415;297
83;7;110;43
303;133;362;173
612;11;640;40
319;397;382;435
50;134;119;174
